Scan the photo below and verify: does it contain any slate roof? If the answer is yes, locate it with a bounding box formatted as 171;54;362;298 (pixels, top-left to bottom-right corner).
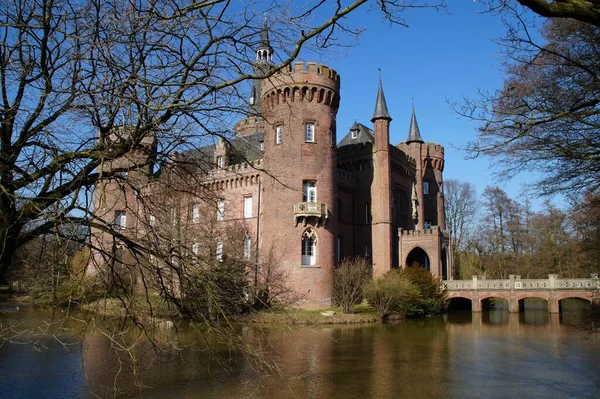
182;132;264;165
338;122;374;147
371;76;392;122
406;105;423;143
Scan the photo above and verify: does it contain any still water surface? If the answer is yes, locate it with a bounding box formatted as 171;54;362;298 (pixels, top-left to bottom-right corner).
1;300;599;398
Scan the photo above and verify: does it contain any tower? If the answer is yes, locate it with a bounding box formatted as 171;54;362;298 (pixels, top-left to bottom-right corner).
260;62;340;307
370;76;393;279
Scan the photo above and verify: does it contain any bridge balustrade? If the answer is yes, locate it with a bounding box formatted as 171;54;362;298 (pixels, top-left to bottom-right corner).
442;274;600;313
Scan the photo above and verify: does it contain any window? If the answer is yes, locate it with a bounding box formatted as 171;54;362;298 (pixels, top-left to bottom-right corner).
170;207;177;225
365;202;370;224
216;238;223;262
337;236;342;264
364;244;370;258
192;204;200;224
149;214;156;227
260;141;264;151
302;181;317;202
243;233;252;260
114;211;126;229
305;123;315;142
424;220;432;230
243;196;253;218
276;125;283;144
192;242;200;255
216;199;225;221
423;181;429;195
301;229;317;266
351;129;358;139
216;156;224;169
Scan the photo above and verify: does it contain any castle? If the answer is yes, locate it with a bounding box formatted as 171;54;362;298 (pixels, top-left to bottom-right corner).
89;27;453;308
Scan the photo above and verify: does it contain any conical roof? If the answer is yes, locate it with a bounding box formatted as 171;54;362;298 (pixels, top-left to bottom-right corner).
406;104;423;143
258;19;272;51
371;76;392;122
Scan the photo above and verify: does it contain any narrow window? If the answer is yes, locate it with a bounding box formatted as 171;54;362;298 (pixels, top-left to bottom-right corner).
243;233;252;260
365;202;370;224
216;156;223;169
302;181;317;202
424;220;432;230
305;123;315;142
192;242;200;255
192;204;200;224
337;236;342;264
114;211;126;229
243;196;253;218
364;244;370;258
423;181;429;195
301;229;317;266
170;207;177;225
217;199;225;221
216;238;223;261
260;141;264;151
276;125;283;145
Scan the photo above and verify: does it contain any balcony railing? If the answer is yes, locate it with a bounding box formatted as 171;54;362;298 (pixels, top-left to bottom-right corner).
293;202;328;226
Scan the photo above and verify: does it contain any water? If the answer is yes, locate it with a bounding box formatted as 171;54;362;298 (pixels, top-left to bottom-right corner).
1;300;599;398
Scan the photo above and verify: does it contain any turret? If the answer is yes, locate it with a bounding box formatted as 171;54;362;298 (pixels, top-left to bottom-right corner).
260;61;340;308
370;76;393;278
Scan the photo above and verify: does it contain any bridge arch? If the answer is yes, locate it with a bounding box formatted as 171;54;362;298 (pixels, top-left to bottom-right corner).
404;246;430;272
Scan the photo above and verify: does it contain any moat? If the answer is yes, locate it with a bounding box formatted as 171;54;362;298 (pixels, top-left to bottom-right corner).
1;300;599;398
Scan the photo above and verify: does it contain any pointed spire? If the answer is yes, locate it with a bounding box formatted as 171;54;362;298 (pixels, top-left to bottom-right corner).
258;17;272;51
371;73;392;122
406;103;423;143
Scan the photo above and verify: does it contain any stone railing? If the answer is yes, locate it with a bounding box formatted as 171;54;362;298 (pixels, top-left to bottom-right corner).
443;274;600;291
293;202;328;227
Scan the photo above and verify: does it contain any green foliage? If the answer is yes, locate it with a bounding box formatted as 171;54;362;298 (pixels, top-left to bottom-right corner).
364;270;418;320
364;267;446;320
398;267;447;317
333;257;370;314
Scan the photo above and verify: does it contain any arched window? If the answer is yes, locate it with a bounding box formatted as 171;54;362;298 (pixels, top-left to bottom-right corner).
243;232;252;260
301;229;317;266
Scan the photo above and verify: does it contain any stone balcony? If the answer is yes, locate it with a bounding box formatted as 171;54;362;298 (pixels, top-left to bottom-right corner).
293;202;328;227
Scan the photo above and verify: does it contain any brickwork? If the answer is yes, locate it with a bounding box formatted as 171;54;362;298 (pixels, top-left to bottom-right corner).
89;53;454;308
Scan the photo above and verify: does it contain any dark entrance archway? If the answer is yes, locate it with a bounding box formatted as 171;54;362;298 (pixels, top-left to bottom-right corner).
441;248;448;279
405;247;430;272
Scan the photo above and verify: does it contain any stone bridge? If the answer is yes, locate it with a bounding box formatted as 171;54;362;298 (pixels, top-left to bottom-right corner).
442;274;600;313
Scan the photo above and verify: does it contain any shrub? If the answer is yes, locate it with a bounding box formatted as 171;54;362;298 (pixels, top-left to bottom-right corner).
398;267;447;316
364;270;418;320
333;257;370;313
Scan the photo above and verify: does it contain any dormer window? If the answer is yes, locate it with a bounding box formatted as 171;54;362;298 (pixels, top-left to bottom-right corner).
351;129;358;139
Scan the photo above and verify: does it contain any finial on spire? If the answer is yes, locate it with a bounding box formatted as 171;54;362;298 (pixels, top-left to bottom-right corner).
371;73;392;122
407;103;424;143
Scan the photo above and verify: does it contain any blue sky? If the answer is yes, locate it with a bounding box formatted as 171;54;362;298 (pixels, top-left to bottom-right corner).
301;2;550;208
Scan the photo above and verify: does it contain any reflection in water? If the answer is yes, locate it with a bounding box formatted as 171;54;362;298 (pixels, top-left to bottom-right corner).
1;303;600;398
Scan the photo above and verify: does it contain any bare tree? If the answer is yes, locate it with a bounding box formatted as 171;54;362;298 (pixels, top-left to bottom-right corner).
0;0;446;284
444;179;478;252
460;4;600;195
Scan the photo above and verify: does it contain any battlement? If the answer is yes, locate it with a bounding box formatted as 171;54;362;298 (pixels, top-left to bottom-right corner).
289;61;340;82
427;142;444;158
261;61;340;111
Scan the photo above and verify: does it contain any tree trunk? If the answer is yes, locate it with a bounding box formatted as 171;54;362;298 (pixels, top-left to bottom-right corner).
0;221;22;284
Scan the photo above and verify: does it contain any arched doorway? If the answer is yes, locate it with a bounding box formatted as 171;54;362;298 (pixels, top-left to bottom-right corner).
441;248;448;279
405;247;430;271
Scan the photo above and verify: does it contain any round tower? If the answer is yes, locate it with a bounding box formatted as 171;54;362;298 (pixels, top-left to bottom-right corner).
260;61;340;308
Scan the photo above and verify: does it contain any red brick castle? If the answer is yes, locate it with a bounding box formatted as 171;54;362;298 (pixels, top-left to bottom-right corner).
89;27;453;308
